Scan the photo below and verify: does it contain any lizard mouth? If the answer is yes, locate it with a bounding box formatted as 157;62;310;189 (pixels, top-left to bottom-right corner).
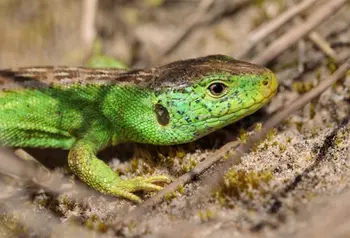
207;90;275;125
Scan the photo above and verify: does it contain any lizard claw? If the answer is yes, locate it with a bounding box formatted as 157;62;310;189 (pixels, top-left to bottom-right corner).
142;175;172;184
109;175;172;203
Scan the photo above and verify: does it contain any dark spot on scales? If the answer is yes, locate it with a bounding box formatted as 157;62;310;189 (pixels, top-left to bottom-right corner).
185;117;192;123
155;103;170;126
177;110;185;115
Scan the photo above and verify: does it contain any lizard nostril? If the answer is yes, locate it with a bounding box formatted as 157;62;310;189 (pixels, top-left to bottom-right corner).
262;79;269;86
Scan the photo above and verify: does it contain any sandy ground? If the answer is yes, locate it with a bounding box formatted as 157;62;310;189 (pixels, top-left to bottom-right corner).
0;1;350;237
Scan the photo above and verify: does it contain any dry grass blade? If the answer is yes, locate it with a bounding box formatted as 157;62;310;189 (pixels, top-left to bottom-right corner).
253;0;346;65
308;32;338;60
112;59;350;232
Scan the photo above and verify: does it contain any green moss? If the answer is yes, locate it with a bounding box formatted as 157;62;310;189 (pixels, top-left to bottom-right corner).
326;58;338;73
334;129;349;147
58;195;76;212
279;144;287;153
292;81;315;93
0;213;26;236
216;169;273;206
164;191;178;201
309;103;316;119
266;129;277;141
238;128;248;143
177;184;185;195
164;185;185;202
254;123;262;132
181;164;190;173
84;214;109;233
198;208;216;222
295;122;303;132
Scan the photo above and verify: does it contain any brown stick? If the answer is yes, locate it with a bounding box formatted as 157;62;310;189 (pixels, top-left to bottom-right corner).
0;148;102;200
308;32;338;60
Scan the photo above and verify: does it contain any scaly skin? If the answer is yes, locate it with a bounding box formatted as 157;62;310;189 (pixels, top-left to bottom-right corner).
0;55;278;202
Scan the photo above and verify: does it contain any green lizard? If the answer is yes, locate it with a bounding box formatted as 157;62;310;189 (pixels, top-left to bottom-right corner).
0;55;278;203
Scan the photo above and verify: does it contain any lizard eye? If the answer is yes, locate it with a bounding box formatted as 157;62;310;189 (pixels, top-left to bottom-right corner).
208;82;227;97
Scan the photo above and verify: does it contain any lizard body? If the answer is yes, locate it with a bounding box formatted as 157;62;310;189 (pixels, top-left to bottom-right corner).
0;55;278;202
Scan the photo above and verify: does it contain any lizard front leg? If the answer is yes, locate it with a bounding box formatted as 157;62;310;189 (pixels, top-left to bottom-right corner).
68;140;171;203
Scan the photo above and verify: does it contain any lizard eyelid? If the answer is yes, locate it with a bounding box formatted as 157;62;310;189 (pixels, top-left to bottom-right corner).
207;82;227;98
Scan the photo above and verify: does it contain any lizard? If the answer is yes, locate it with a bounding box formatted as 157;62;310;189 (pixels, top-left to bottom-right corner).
0;55;278;203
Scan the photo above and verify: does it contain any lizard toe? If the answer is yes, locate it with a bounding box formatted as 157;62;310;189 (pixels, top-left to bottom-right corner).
143;175;172;184
111;189;143;203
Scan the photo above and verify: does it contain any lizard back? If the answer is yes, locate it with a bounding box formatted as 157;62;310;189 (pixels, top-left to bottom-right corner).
0;55;268;91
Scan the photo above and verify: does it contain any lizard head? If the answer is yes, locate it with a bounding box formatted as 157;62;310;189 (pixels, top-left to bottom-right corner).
110;55;277;145
145;55;278;145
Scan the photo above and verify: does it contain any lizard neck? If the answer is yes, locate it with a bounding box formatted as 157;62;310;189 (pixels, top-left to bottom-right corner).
101;85;205;146
101;85;155;145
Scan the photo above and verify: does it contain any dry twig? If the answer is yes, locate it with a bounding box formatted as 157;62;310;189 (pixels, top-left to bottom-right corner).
0;148;102;201
308;31;338;60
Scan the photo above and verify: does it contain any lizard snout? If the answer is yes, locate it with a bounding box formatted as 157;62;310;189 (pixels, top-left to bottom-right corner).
260;69;278;99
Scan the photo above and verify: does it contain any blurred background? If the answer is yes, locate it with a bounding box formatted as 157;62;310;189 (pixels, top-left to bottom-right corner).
0;0;290;68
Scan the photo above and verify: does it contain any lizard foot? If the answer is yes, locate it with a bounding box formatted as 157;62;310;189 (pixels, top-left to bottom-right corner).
109;175;172;203
68;140;171;203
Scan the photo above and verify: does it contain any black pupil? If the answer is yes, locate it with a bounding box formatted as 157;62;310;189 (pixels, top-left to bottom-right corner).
210;83;225;95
